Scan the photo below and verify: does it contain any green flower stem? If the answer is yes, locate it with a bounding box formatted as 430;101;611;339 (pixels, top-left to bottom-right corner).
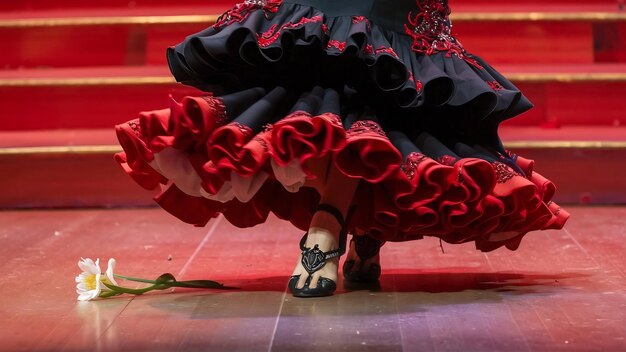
103;273;228;296
99;291;124;298
103;282;170;295
113;274;157;284
115;273;226;289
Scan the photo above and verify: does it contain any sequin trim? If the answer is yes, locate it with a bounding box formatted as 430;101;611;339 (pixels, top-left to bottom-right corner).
349;120;386;137
401;152;428;180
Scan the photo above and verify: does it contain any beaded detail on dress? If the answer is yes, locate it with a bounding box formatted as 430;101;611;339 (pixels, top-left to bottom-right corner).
493;161;520;184
401;152;428;180
349;120;386;137
403;0;482;68
214;0;283;29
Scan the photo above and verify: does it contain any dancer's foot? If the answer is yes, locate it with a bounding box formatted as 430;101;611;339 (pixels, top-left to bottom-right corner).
289;204;346;297
343;234;383;283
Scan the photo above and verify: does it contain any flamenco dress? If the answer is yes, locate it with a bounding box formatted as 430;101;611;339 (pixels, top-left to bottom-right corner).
115;0;570;253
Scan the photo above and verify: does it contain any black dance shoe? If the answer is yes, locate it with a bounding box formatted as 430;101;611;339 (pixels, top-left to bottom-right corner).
288;204;347;298
342;234;383;283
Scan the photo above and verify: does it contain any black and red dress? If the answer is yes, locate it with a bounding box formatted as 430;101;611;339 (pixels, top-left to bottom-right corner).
115;0;569;252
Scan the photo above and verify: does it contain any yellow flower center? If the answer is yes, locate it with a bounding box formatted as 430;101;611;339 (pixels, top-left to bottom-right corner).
85;274;98;290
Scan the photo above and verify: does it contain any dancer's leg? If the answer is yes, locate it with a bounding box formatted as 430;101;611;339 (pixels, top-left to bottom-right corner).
292;162;359;289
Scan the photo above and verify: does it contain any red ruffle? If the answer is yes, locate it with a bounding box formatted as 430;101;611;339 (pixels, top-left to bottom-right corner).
114;119;165;190
334;120;402;183
271;111;347;170
115;92;568;252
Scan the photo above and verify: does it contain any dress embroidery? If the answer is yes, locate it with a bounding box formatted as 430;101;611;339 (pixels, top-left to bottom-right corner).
488;80;505;91
404;0;483;69
352;16;372;31
375;46;399;59
408;71;424;92
231;122;254;137
493;161;518;184
327;40;347;51
201;96;228;127
364;44;374;55
437;155;456;166
349;120;386;137
213;0;282;29
257;16;323;47
401;152;428;180
317;112;342;126
127;120;143;139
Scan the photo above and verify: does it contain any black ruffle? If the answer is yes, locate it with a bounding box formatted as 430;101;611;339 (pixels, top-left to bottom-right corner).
167;1;532;122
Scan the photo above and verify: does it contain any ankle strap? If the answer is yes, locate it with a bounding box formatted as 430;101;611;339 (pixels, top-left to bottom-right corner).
316;203;345;230
299;203;348;256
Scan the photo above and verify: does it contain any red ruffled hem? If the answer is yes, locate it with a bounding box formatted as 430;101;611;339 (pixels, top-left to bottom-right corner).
115;93;568;251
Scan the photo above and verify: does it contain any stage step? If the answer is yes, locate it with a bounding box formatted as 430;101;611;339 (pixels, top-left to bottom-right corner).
0;126;624;208
1;65;625;130
1;7;625;68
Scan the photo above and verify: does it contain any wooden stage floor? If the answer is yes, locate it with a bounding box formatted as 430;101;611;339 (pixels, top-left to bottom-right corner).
0;206;624;351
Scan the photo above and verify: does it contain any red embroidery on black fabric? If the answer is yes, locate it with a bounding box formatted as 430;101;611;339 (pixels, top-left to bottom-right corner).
352;16;366;23
404;0;483;69
364;44;374;55
349;120;386;137
401;152;428;180
352;15;372;31
201;96;228;126
257;15;323;47
493;161;518;184
437;155;456;166
214;0;282;29
327;39;347;51
407;71;423;92
375;46;399;59
488;81;505;91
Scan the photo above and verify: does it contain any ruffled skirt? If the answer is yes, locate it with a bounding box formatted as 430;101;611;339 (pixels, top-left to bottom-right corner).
115;0;569;252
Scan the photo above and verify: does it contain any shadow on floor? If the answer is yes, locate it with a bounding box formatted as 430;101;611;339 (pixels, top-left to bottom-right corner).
132;269;586;319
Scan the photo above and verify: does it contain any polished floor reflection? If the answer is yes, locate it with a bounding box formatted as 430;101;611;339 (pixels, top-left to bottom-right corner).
0;206;624;351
